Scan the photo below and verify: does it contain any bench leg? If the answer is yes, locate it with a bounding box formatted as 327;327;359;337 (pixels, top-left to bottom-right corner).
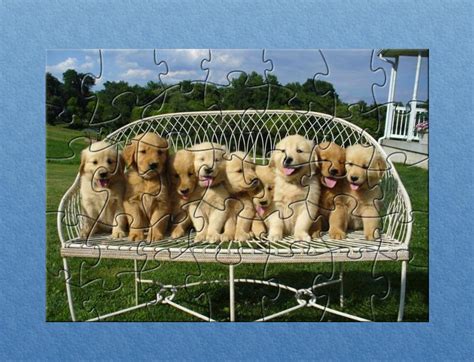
397;260;407;322
229;264;235;322
63;257;76;322
339;263;344;309
134;260;139;306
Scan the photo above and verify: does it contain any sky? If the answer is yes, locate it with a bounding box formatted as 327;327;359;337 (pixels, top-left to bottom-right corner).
46;49;428;105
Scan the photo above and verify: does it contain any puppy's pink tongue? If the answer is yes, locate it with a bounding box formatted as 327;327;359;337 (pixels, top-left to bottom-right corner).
99;179;109;187
350;183;360;191
324;177;337;188
202;178;213;187
283;167;295;176
256;206;266;216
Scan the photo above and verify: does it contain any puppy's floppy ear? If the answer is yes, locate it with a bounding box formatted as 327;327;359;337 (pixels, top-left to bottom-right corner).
310;140;320;174
162;138;170;160
368;149;387;186
375;152;387;179
79;149;87;175
122;140;136;168
117;152;125;175
269;150;277;168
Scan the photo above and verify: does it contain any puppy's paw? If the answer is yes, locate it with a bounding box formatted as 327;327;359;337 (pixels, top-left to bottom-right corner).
235;231;253;242
267;233;283;242
128;230;145;242
111;228;127;239
329;229;346;240
294;232;311;242
311;230;322;239
220;233;233;242
365;232;379;241
194;231;207;242
79;229;91;239
170;227;186;239
207;232;221;243
147;231;165;242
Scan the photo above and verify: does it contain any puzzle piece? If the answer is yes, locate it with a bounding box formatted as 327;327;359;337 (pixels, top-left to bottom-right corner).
47;49;428;322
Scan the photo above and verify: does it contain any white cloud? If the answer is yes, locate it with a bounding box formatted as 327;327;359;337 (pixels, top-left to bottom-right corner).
120;68;154;79
46;57;78;73
166;70;198;78
80;61;94;70
46;56;97;75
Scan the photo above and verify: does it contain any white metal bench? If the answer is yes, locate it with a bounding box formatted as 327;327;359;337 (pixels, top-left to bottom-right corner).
58;110;411;322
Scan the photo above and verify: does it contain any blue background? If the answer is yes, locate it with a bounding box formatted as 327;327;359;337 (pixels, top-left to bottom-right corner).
0;0;472;360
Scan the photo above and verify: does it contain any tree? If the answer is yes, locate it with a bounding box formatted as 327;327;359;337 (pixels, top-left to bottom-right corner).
46;73;64;125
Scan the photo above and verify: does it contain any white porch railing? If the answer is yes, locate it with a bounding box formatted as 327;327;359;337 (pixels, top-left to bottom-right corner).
388;106;428;141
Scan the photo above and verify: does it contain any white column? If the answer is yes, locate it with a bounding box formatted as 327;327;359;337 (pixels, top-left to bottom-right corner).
407;52;422;141
384;57;399;140
229;264;235;322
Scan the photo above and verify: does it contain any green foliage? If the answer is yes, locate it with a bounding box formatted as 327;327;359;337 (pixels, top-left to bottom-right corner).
46;70;385;138
46;70;95;127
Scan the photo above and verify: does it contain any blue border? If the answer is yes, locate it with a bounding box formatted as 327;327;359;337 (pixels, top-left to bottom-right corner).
0;0;472;360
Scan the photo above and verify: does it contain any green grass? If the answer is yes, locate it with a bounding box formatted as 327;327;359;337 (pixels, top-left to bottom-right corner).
46;124;90;164
46;126;428;322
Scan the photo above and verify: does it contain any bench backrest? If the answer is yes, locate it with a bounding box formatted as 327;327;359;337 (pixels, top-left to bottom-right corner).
60;110;412;246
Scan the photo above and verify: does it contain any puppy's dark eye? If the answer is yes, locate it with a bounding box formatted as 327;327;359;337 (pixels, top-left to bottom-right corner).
346;162;353;166
92;160;98;165
296;149;303;153
267;186;273;191
157;150;163;155
107;158;113;165
188;172;194;177
236;169;243;173
139;150;146;154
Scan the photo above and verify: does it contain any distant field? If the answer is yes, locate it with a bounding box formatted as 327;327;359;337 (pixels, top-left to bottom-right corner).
46;124;90;164
46;124;428;322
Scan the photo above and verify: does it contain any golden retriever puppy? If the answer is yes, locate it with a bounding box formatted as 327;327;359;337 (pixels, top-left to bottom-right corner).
267;135;320;241
168;149;204;238
344;144;387;240
251;164;276;238
122;133;170;242
222;151;260;241
188;142;229;242
312;142;348;239
79;141;127;239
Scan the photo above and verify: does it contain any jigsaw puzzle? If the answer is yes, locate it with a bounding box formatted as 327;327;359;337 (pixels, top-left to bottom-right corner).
46;49;429;322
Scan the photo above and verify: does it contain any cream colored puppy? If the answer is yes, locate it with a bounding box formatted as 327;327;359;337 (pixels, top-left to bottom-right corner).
168;149;204;238
267;135;320;241
79;141;127;239
188;142;229;242
344;144;386;240
251;164;276;238
223;151;259;241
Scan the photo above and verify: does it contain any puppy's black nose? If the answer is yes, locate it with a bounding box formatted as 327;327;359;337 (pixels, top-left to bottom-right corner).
351;176;359;182
283;156;293;166
205;167;213;175
99;171;108;178
180;188;189;195
259;200;268;206
330;168;338;176
149;162;158;170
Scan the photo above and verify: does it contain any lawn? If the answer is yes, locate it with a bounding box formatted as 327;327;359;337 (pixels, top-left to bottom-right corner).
46;124;428;322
